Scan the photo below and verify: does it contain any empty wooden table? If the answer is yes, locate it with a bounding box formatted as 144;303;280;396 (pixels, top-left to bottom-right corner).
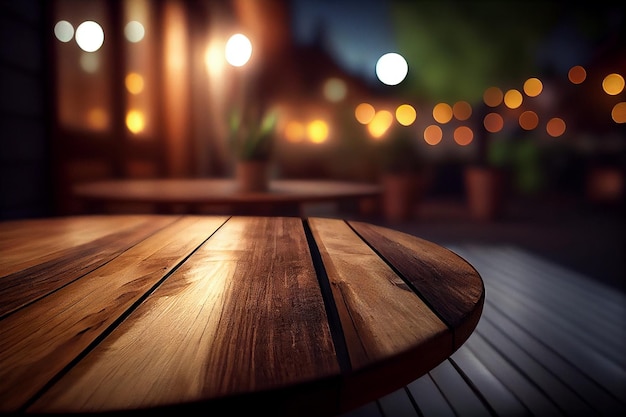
0;215;484;416
72;179;382;215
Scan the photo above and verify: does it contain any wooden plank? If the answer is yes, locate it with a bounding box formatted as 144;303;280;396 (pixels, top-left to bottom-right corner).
462;245;625;340
308;217;451;412
464;247;626;400
0;215;154;275
406;373;456;417
480;284;626;403
480;306;625;415
0;215;179;317
428;359;492;417
0;216;228;413
29;217;340;416
377;387;419;417
450;346;531;416
458;245;624;327
454;246;626;375
474;315;596;415
500;246;625;307
348;220;484;349
464;332;564;416
479;267;625;367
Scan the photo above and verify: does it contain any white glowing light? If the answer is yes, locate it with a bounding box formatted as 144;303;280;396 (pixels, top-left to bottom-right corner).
54;20;74;42
376;53;408;86
75;21;104;52
124;21;145;43
225;34;252;67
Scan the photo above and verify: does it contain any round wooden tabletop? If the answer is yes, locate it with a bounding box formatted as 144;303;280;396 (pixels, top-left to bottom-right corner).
0;215;484;416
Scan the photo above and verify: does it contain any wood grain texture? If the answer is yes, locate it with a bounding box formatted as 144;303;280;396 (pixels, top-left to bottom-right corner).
347;220;484;348
0;216;228;413
308;217;451;412
28;217;340;414
0;215;178;318
0;215;153;275
0;215;484;416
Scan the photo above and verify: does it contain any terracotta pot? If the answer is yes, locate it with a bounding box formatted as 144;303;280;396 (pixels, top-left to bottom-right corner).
382;173;418;222
236;161;269;192
464;166;505;221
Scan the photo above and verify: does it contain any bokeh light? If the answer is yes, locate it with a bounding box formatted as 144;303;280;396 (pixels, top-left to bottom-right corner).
504;89;523;109
124;21;145;43
483;112;504;133
454;126;473;146
432;103;453;124
483;86;504;107
612;102;626;123
323;77;347;102
225;33;252;67
307;119;329;143
125;72;145;95
79;53;99;73
355;103;375;124
284;121;305;142
423;125;442;145
519;110;539;130
602;73;625;95
126;110;145;134
54;20;74;42
75;21;105;52
523;77;543;97
367;110;393;139
453;101;472;121
546;117;566;137
396;104;417;126
568;65;586;84
87;108;108;130
375;53;408;86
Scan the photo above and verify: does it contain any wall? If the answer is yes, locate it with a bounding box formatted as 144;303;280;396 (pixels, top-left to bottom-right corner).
0;0;52;220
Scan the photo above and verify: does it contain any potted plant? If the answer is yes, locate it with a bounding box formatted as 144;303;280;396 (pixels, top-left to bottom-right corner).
228;103;278;192
464;133;510;221
378;125;424;222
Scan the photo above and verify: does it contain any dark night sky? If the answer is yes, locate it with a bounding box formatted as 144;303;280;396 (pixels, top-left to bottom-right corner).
290;0;625;101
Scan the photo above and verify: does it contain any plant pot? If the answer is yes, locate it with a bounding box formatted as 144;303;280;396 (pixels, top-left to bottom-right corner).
464;166;506;221
236;160;269;192
382;173;418;222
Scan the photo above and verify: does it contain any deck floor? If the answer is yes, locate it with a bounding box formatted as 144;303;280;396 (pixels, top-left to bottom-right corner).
340;243;626;416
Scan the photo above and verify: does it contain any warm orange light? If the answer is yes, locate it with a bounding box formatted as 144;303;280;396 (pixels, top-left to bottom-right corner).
603;73;625;95
483;112;504;133
125;72;145;95
519;110;539;130
423;125;442;145
504;89;523;109
355;103;375;125
523;77;543;97
612;102;626;123
483;86;503;107
453;101;472;121
284;121;305;142
396;104;417;126
307;119;329;143
546;117;566;137
432;103;453;124
568;65;586;84
87;108;108;130
367;110;393;139
126;110;145;134
454;126;473;146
